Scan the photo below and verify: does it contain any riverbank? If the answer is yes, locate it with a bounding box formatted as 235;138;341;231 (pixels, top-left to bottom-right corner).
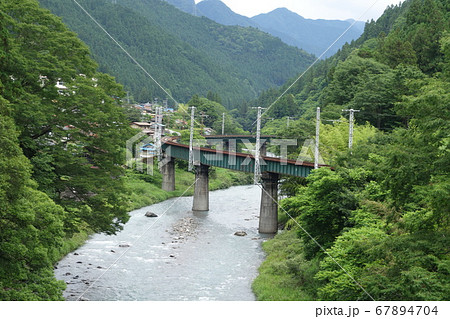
251;230;316;301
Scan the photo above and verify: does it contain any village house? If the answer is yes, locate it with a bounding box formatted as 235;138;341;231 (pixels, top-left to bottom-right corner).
130;121;165;136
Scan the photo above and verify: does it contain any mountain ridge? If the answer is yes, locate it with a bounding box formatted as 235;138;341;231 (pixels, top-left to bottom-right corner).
196;0;259;28
252;7;365;57
173;0;366;58
39;0;314;105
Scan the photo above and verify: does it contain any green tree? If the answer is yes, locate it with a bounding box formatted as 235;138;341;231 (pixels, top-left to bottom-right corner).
378;29;417;68
0;100;66;300
1;0;133;234
325;54;391;107
187;96;245;134
281;168;371;259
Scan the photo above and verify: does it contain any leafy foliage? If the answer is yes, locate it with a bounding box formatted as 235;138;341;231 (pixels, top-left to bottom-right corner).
187;95;246;134
0;100;66;300
0;0;136;299
254;0;450;301
1;0;134;234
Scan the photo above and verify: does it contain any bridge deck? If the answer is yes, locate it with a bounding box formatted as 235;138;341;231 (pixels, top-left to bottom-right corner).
162;141;317;178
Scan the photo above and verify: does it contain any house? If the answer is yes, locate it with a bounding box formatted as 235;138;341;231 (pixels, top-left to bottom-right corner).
130;122;154;135
131;122;153;130
203;127;215;136
130;121;165;136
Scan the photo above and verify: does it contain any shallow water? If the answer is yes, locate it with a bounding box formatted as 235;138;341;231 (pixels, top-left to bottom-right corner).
55;185;270;301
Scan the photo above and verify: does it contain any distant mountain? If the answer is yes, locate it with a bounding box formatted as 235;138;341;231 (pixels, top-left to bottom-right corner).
196;0;258;28
39;0;314;106
189;1;365;58
252;8;365;58
346;19;367;32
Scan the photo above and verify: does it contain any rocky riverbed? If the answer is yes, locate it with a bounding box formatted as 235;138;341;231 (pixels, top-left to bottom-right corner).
168;217;199;243
55;185;269;301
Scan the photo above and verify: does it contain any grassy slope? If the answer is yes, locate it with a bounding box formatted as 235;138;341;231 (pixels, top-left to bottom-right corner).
252;230;316;301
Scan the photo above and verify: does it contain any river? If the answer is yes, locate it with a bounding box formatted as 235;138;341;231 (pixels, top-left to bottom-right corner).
54;185;270;301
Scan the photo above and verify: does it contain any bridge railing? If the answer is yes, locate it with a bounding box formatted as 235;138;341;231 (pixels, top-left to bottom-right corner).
161;140;320;177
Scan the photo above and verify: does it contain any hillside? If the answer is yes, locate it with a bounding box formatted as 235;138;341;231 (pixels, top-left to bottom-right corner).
237;1;419;129
250;0;450;301
38;0;315;106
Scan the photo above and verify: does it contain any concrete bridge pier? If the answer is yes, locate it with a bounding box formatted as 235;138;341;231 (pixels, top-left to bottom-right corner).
259;172;279;234
192;164;210;211
161;157;176;192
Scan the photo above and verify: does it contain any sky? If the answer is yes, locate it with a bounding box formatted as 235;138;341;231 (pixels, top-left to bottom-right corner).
195;0;406;21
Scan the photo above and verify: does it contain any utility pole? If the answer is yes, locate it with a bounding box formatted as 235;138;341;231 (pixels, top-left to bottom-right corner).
343;109;360;150
189;106;196;171
315;107;320;169
222;113;225;135
252;107;265;184
155;107;163;161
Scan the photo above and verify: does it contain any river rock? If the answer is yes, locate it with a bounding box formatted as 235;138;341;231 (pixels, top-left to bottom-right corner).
145;211;158;218
234;231;247;237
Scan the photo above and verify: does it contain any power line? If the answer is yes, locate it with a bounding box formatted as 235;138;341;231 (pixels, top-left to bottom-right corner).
71;0;209;135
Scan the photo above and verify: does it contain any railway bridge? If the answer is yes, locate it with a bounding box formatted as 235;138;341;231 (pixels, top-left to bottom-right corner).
160;136;322;234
